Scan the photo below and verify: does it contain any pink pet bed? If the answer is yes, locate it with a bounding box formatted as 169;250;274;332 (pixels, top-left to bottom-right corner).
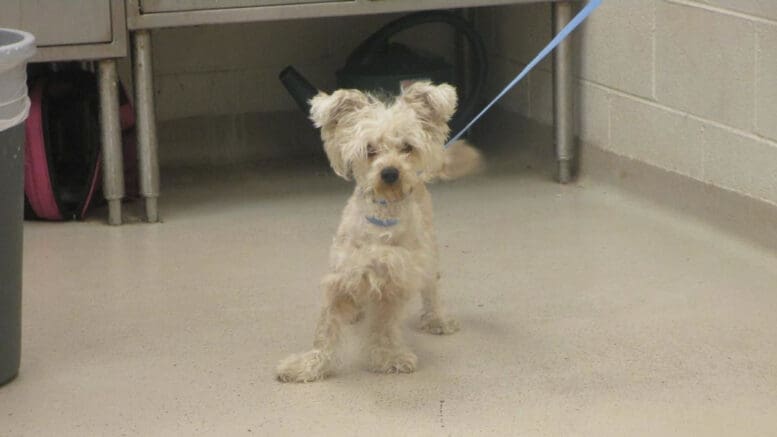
24;69;136;220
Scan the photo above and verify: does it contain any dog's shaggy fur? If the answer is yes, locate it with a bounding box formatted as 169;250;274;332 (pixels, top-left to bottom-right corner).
276;82;482;382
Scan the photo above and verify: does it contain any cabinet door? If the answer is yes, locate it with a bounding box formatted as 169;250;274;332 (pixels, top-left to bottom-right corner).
0;0;112;46
140;0;348;13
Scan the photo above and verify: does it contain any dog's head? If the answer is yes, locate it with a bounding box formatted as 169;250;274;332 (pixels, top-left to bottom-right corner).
309;81;457;201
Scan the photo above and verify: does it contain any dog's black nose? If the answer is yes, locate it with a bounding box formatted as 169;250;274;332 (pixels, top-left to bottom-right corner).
380;167;399;184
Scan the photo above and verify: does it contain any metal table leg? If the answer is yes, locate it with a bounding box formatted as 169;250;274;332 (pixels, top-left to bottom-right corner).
132;30;160;222
98;59;124;225
553;1;575;184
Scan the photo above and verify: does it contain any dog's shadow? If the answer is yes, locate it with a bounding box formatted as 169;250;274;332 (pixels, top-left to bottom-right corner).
322;313;530;412
401;311;527;367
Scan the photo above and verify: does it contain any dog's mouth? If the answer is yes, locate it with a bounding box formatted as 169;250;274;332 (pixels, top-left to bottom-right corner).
372;184;412;203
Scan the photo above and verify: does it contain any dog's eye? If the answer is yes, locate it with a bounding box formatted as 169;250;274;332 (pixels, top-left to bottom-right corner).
401;143;414;154
367;145;377;159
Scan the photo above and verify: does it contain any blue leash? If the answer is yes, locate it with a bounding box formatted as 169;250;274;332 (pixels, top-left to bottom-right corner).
445;0;602;148
368;1;601;227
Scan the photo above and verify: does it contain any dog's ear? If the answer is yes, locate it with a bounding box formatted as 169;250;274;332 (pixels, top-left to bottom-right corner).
400;81;458;125
309;90;370;130
309;90;370;180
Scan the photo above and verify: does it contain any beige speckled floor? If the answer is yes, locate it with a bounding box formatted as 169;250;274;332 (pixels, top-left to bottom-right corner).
3;132;777;436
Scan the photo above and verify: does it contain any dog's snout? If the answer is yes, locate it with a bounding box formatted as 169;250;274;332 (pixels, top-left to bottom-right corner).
380;167;400;184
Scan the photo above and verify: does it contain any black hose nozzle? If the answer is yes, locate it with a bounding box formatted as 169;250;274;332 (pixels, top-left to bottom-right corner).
279;66;320;115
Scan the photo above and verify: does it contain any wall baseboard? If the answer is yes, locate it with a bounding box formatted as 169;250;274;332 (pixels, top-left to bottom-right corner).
477;109;777;252
580;144;777;252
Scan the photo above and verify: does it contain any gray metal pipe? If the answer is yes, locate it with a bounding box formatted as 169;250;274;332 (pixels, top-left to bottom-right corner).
132;30;160;222
98;59;125;225
553;1;575;183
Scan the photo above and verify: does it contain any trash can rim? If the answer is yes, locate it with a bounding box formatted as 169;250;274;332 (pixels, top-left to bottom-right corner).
0;28;36;63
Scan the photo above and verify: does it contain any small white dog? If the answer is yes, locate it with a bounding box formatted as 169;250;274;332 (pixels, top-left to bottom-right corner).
277;81;482;382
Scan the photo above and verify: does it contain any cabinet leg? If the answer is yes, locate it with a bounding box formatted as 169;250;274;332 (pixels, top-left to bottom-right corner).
553;1;575;183
132;30;160;222
98;59;124;225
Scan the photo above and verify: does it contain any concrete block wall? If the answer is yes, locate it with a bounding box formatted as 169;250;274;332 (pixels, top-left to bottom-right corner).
478;0;777;206
130;15;453;166
150;15;453;121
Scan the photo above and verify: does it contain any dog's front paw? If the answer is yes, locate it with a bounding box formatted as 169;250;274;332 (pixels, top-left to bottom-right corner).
276;350;332;383
419;313;460;335
368;349;418;374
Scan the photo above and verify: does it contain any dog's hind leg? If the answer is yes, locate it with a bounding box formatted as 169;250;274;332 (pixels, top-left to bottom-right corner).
418;277;459;335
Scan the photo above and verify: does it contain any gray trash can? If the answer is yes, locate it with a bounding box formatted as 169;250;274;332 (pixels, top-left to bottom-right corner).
0;28;35;387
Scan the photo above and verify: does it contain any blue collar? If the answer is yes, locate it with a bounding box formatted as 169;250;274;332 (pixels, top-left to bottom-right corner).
365;215;399;227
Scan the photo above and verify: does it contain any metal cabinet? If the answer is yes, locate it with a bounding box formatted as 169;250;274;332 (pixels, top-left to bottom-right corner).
0;0;126;62
139;0;347;13
0;0;129;225
126;0;548;28
125;0;576;226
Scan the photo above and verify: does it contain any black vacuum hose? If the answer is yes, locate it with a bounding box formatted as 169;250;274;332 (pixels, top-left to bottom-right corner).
342;11;487;134
279;66;319;115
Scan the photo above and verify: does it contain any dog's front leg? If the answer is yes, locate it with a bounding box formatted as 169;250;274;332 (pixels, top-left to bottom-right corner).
275;305;342;383
367;297;418;374
276;274;362;382
419;278;459;335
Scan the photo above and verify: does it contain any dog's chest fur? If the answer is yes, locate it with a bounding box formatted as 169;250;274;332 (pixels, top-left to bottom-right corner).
328;186;437;283
341;193;423;246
